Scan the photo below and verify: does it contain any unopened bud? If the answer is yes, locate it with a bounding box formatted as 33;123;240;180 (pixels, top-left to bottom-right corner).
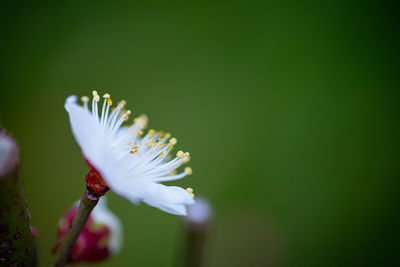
53;197;122;263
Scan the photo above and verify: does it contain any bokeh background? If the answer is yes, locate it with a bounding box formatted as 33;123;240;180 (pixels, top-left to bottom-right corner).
1;1;399;266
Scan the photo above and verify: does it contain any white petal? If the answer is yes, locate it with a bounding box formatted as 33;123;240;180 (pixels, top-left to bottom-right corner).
140;183;195;216
141;183;195;205
144;201;188;216
65;95;104;169
103;174;194;215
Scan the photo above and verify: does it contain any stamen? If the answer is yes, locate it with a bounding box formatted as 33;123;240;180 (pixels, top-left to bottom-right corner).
150;139;157;147
92;92;100;122
183;153;191;163
103;93;110;98
81;96;90;109
185;167;193;175
169;138;177;145
186;187;194;197
107;98;112;105
133;114;148;129
177;151;185;158
120;100;127;108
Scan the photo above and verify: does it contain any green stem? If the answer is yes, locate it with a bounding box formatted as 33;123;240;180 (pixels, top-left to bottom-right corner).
0;128;37;266
49;192;98;267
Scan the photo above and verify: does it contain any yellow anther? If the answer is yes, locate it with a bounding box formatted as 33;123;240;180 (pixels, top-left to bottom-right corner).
94;95;100;102
103;93;110;98
159;143;166;149
183;154;191;163
138;130;144;136
164;132;171;139
120;100;127;107
107;98;112;105
158;138;163;142
160;151;165;156
126;110;131;115
186;187;193;193
81;96;89;102
139;142;143;145
111;107;116;112
185;167;192;175
169;138;177;145
168;144;174;149
149;129;156;135
134;114;148;129
186;187;194;197
92;90;98;96
124;115;129;121
177;151;185;158
150;139;157;147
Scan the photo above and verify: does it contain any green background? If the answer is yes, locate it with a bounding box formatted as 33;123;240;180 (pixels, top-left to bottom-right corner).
1;1;399;266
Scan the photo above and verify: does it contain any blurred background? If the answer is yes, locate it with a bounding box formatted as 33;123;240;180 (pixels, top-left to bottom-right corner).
1;1;399;266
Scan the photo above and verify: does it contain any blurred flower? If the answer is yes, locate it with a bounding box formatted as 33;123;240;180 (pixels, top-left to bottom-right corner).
65;91;195;215
185;197;213;232
181;198;213;267
53;197;122;263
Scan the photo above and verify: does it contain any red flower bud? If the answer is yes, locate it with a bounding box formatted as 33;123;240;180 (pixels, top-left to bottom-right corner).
86;168;110;198
53;198;122;263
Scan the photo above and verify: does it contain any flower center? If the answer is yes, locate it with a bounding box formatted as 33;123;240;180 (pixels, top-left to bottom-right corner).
86;168;109;198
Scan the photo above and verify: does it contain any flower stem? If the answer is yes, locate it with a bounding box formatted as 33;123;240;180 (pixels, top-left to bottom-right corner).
49;191;98;267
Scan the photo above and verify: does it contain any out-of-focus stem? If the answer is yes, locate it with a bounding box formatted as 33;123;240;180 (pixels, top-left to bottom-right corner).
0;127;37;266
180;198;212;267
183;230;207;267
49;192;98;267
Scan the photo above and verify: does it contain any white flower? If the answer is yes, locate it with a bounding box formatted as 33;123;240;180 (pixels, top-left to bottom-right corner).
186;198;212;225
65;91;195;215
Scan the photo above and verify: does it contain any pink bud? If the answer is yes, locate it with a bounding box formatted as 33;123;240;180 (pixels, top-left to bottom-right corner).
53;197;122;263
